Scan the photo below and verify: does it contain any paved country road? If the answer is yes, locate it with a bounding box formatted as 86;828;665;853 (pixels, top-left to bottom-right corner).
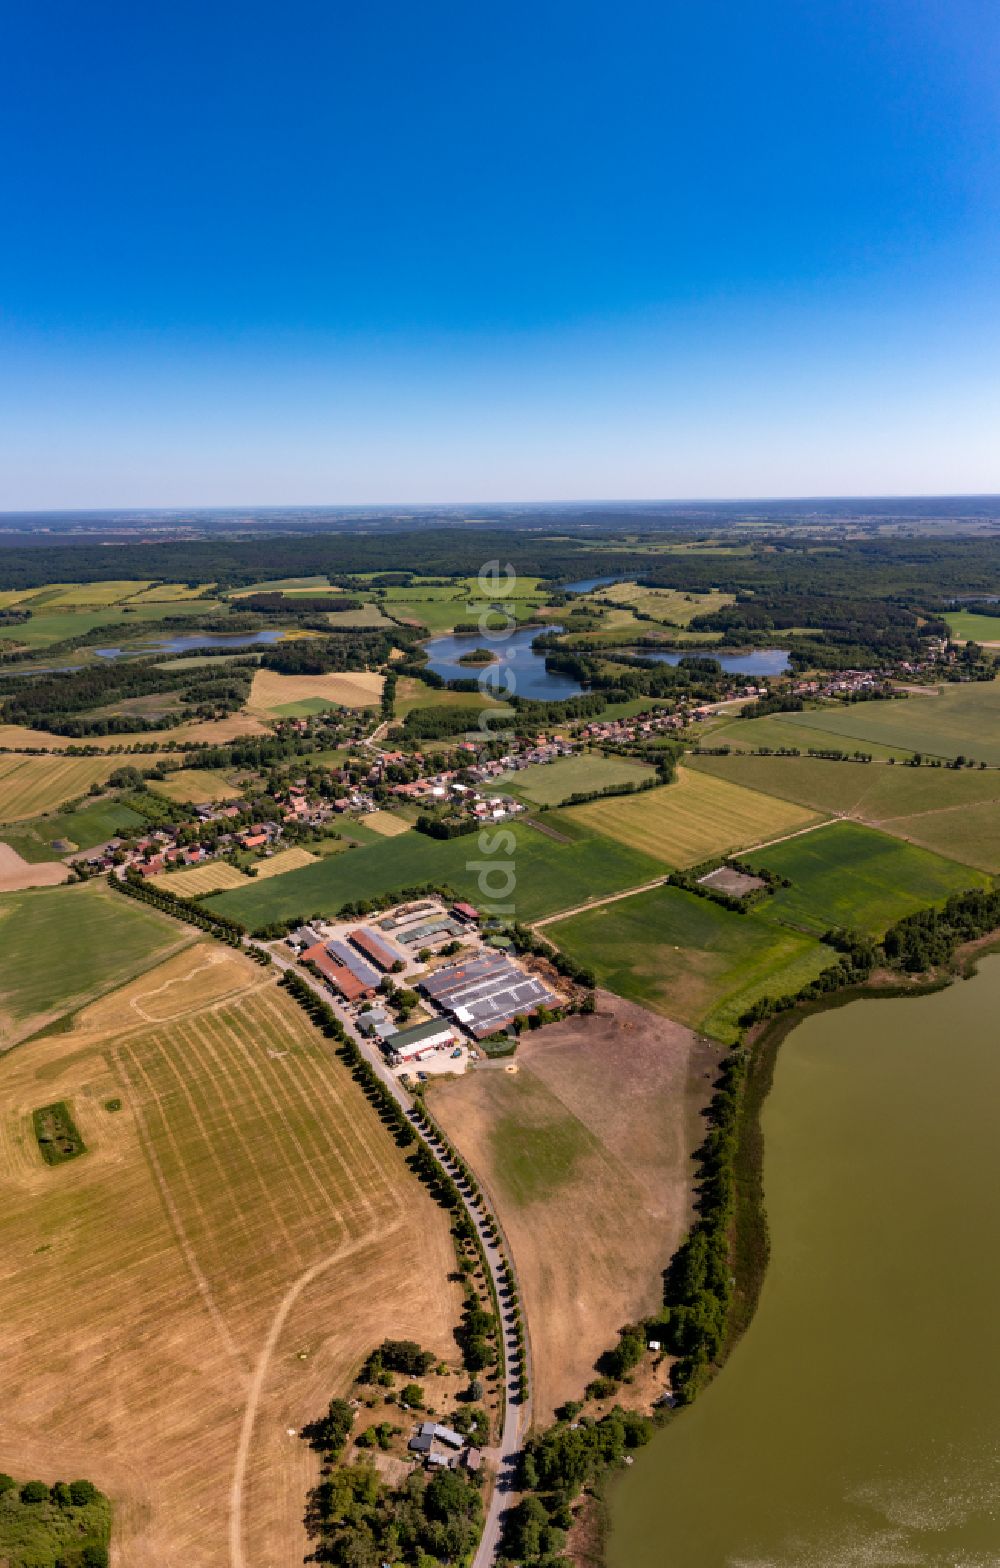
261;943;530;1567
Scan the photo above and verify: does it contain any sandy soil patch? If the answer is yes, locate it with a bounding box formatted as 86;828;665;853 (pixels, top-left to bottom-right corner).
0;842;72;890
431;991;719;1420
248;668;384;713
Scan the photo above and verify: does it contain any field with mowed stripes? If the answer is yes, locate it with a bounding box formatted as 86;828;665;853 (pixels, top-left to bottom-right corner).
150;861;248;896
0;947;461;1568
562;765;821;868
0;752;166;823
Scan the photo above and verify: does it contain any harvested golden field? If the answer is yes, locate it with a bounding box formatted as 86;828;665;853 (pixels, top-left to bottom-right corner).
252;846;318;878
248;668;384;714
128;581;217;602
0;712;267;753
0;950;462;1568
360;811;412;838
0;753;168;825
432;993;717;1420
149;769;242;803
563;765;821;868
0;724;102;750
150;862;248;896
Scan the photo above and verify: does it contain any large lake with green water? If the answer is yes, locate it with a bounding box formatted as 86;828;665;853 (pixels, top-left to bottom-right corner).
610;956;1000;1568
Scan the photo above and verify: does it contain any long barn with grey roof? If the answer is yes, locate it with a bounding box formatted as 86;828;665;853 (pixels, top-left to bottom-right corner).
420;953;559;1039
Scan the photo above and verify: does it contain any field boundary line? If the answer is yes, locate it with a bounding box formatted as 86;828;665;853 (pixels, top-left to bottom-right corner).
228;1222;404;1568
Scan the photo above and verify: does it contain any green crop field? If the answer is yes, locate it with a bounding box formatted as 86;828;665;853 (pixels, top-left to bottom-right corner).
688;749;1000;829
6;598;211;648
207;814;663;927
745;822;989;936
0;800;147;861
490;753;656;806
547;885;831;1043
704;712;915;760
394;679;504;719
0;883;189;1045
733;685;1000;766
562;766;819;868
0;753;167;824
944;611;1000;643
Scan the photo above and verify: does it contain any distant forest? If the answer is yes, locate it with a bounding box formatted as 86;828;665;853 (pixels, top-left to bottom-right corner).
0;529;1000;606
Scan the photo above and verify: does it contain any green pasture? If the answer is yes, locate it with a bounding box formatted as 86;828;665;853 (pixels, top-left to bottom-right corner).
688;750;1000;821
7;597;215;648
740;685;1000;766
206;814;662;927
547;885;831;1044
745;821;988;936
705;712;914;760
490;753;656;806
1;800;146;861
944;611;1000;643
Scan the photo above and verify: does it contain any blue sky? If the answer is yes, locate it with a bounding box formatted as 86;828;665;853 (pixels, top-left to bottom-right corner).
1;0;997;506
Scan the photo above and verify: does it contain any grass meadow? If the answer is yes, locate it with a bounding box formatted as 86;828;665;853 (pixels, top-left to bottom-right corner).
547;884;832;1043
562;766;819;868
944;611;1000;643
731;685;1000;766
0;949;461;1567
0;799;146;861
490;752;656;806
689;749;1000;824
705;712;916;760
746;821;989;935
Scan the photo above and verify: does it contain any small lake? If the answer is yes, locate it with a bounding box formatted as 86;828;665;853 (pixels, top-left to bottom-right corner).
422;626;583;700
561;575;623;595
610;956;1000;1567
621;646;791;677
93;630;285;660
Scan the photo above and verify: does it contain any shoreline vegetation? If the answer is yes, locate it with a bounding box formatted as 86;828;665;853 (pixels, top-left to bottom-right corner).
512;898;1000;1568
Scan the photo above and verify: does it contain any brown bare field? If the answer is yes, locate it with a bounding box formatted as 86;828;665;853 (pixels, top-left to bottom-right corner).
431;992;718;1420
0;950;463;1568
252;846;318;878
248;668;384;713
0;842;71;890
150;861;248;896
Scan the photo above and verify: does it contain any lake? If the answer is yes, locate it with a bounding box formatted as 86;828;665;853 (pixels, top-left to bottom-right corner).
561;575;623;594
609;956;1000;1567
623;646;790;676
93;629;285;659
422;625;583;700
